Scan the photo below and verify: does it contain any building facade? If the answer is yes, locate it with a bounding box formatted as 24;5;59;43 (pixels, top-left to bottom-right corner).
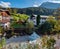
30;15;37;25
0;9;10;29
30;15;55;26
40;15;48;24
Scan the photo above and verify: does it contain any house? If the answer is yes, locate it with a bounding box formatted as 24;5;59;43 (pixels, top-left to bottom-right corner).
30;14;37;26
0;9;10;29
30;15;55;25
40;15;48;24
30;15;48;25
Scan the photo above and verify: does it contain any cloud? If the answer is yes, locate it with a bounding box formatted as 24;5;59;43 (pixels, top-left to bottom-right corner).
50;1;60;3
0;1;11;8
33;2;40;7
49;0;60;3
33;4;39;7
52;1;60;3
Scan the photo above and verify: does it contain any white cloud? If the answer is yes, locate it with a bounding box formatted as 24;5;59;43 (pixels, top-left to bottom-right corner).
0;1;11;8
33;4;39;7
33;2;40;7
50;1;60;3
49;0;60;3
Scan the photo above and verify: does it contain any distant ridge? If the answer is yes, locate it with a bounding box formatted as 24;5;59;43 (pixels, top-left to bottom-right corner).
40;2;60;9
0;6;55;15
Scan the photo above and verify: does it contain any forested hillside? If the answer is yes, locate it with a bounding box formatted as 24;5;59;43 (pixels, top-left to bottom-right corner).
0;7;55;15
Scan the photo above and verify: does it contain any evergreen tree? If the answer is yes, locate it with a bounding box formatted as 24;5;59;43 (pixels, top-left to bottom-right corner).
36;15;40;26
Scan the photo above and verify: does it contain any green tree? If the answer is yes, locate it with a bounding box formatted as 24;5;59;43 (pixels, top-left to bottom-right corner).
6;8;18;14
25;21;34;35
6;8;12;14
46;16;60;34
46;16;57;28
47;16;60;32
0;6;2;9
53;8;60;16
38;21;53;34
53;8;60;20
54;20;60;33
36;15;40;26
11;14;34;35
0;37;6;49
12;9;18;14
0;26;4;34
12;14;29;22
38;16;59;34
11;14;29;28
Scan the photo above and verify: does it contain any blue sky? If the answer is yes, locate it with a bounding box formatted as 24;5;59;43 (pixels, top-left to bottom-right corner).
0;0;60;8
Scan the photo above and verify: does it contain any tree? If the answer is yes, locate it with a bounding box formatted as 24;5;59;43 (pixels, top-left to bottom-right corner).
11;14;29;23
36;15;40;26
38;16;60;35
6;8;12;14
53;8;60;16
53;8;60;20
46;16;60;33
1;37;6;48
11;14;29;28
6;8;18;14
0;37;6;49
11;14;34;35
0;6;2;9
38;21;53;34
26;21;34;34
0;26;4;34
46;16;57;28
54;20;60;33
38;16;56;34
12;9;18;14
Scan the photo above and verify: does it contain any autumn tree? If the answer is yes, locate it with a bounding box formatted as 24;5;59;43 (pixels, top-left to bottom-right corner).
38;16;60;34
53;8;60;20
11;14;29;28
46;16;56;28
6;8;12;14
6;8;18;14
47;16;60;34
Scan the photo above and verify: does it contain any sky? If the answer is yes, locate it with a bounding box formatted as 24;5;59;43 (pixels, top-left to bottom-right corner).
0;0;60;8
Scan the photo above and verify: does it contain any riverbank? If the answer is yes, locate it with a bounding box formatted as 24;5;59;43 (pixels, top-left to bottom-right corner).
1;34;58;49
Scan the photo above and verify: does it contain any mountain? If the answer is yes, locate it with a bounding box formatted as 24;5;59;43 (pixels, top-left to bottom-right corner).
40;2;60;9
15;7;55;15
0;7;55;15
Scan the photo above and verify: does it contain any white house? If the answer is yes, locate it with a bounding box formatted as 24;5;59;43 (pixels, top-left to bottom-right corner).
30;15;55;25
30;15;37;25
28;15;37;25
40;15;48;24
